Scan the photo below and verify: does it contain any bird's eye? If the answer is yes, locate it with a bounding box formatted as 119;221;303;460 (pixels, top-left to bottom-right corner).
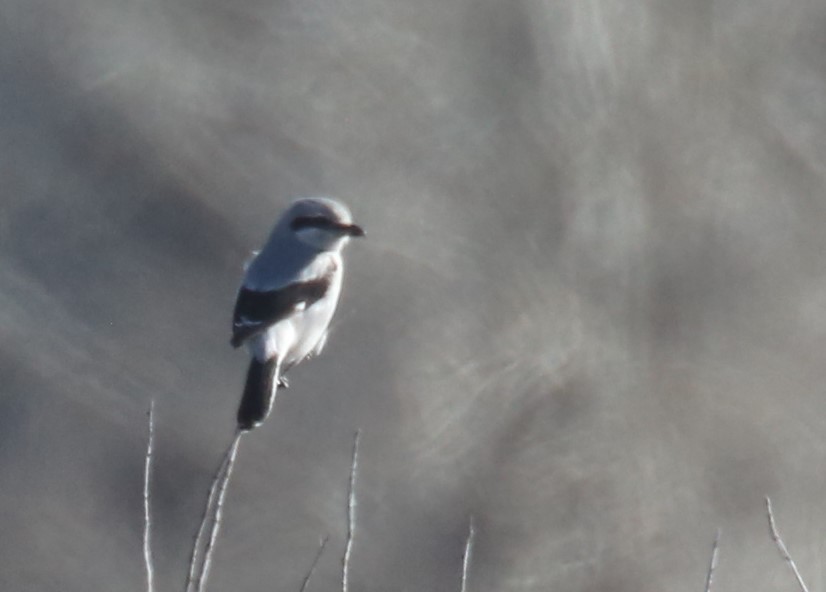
291;216;332;231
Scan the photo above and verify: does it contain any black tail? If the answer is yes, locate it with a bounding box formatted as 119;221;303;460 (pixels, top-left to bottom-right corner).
237;358;279;431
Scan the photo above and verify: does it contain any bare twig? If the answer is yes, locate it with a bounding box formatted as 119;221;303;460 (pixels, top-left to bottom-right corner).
143;400;155;592
198;431;244;592
185;431;244;592
703;528;721;592
342;430;361;592
299;535;330;592
461;515;475;592
185;446;232;592
765;496;810;592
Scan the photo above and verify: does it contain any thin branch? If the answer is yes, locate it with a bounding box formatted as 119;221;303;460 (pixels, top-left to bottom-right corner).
185;432;243;592
703;528;721;592
342;429;361;592
143;400;156;592
765;496;810;592
299;535;330;592
198;430;244;592
461;515;475;592
185;448;231;592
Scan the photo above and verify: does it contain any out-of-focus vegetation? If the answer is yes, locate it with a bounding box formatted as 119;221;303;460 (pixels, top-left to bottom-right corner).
2;1;826;590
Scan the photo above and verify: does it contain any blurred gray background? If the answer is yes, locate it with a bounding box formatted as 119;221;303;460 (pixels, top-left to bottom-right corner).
2;0;826;590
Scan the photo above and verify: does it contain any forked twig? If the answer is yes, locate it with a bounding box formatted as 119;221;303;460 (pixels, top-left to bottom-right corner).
461;515;475;592
185;431;245;592
703;528;721;592
342;430;361;592
143;400;156;592
198;431;244;591
299;535;330;592
765;496;810;592
185;445;232;592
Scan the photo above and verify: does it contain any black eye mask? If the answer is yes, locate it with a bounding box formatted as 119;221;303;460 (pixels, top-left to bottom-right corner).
290;216;335;231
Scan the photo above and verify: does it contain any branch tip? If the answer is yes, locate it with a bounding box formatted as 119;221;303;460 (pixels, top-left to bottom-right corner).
765;496;810;592
143;400;155;592
461;515;475;592
342;429;361;592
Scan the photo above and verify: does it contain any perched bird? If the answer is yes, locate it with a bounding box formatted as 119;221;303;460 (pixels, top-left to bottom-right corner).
231;198;364;430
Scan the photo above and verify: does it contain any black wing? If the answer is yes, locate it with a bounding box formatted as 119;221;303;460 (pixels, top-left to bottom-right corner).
231;274;332;348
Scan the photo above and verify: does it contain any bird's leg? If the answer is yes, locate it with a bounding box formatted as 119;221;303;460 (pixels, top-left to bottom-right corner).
277;375;290;389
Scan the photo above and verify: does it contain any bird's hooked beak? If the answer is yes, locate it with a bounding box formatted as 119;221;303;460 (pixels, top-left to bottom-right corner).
341;223;365;238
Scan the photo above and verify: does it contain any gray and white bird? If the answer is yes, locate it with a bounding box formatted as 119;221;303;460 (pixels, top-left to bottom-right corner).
231;197;364;430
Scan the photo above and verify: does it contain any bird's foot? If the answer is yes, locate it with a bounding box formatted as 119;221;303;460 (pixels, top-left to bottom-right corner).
277;376;290;389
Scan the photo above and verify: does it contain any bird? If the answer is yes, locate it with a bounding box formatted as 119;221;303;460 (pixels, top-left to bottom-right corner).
230;197;364;430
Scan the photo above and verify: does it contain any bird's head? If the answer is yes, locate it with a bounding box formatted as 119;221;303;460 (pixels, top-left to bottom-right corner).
284;197;365;252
